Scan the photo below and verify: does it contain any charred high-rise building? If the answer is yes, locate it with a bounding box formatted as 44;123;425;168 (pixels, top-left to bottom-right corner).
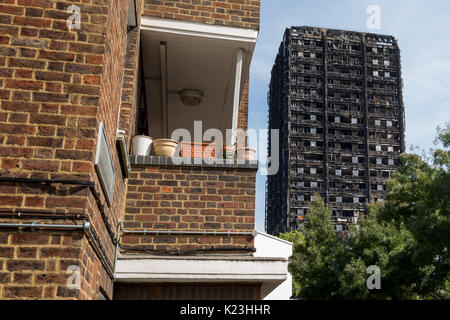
266;27;405;235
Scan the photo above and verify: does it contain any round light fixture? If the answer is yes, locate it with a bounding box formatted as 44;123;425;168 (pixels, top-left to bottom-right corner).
179;89;203;106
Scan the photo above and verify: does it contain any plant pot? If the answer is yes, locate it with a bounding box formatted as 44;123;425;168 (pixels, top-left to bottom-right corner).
151;139;179;157
180;141;216;159
131;135;153;156
236;147;256;160
222;144;235;159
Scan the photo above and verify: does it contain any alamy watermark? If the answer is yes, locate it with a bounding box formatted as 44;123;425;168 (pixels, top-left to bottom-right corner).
66;265;81;290
367;5;381;30
170;121;280;176
67;5;81;31
366;265;381;290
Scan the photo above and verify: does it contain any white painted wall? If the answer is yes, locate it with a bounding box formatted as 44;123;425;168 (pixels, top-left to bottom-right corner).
254;231;293;300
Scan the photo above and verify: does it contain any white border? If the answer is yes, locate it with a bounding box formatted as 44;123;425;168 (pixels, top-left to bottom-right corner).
140;16;258;43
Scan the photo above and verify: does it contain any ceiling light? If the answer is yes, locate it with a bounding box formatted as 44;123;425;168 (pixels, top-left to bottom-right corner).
179;89;203;106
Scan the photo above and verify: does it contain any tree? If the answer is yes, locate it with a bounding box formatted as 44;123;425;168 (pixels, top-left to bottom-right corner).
284;124;450;299
380;122;450;298
278;230;305;296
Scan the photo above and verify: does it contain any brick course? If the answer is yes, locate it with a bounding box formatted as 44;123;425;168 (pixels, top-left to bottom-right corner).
143;0;260;30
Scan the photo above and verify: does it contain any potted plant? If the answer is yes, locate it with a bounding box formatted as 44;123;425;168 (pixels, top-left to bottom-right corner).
131;135;153;156
151;139;179;157
222;144;235;159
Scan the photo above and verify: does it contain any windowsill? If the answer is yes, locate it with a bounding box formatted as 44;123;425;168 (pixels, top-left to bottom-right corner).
129;155;258;170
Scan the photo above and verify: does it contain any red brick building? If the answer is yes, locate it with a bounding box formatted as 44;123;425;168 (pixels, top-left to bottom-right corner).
0;0;289;300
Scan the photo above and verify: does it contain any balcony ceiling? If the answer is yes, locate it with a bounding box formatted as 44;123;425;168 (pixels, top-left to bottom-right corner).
141;24;256;139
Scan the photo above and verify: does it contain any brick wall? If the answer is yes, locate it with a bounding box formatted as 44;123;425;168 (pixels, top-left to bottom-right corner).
0;0;131;299
122;159;257;252
143;0;260;30
0;229;83;299
119;0;143;146
238;77;249;130
0;0;260;300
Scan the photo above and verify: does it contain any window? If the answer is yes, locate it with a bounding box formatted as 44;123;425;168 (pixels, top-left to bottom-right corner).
297;194;304;201
384;60;390;66
375;119;381;126
377;198;384;202
388;146;394;152
310;140;316;147
386;120;392;127
310;128;316;134
335;116;341;123
310;168;316;175
297;181;304;188
336;196;342;203
298;167;304;174
351;118;358;124
352;156;358;164
297;208;304;215
311;181;318;188
336;169;342;176
353;170;359;177
373;59;378;65
376;157;382;165
385;72;390;78
373;70;379;77
353;197;359;204
336;224;343;231
376;145;382;152
377;184;383;191
310;114;317;121
311;195;315;201
388;158;394;165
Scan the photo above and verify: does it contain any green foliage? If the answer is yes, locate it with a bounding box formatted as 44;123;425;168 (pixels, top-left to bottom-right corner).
288;125;450;300
278;230;305;246
279;230;305;295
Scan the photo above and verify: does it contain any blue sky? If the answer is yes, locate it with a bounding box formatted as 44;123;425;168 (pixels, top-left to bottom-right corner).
248;0;450;231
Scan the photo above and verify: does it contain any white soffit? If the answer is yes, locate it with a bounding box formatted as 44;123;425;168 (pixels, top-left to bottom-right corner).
115;255;287;283
141;16;259;44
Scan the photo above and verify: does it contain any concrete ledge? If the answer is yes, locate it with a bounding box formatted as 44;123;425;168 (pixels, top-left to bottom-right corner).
130;155;258;170
115;254;287;283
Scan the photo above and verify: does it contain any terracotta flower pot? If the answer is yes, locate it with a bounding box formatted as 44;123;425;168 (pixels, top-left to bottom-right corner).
151;139;179;157
180;141;216;159
236;147;256;160
131;135;153;156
